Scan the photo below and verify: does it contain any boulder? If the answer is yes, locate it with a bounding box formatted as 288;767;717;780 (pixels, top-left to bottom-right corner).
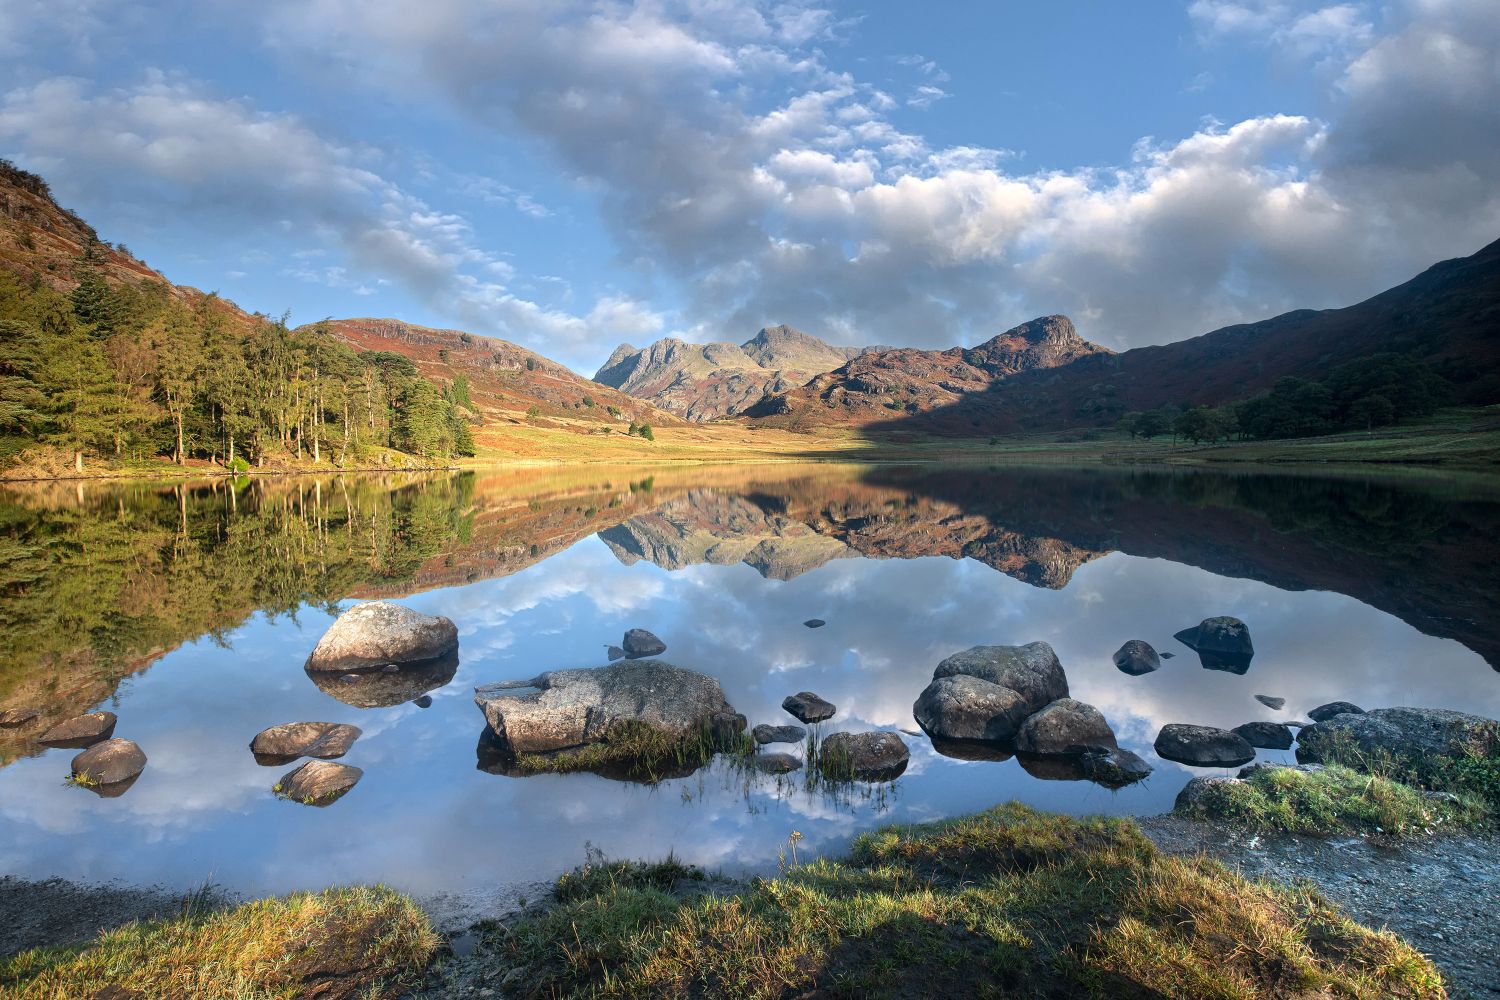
0;708;39;728
1254;695;1285;710
1015;698;1117;756
1112;640;1160;676
912;674;1031;743
622;629;666;659
782;691;836;724
1175;775;1239;811
277;760;363;805
1173;616;1254;672
754;752;803;774
932;642;1067;715
752;723;807;745
1231;721;1294;750
818;731;909;782
474;661;736;754
250;722;362;765
1297;707;1497;773
306;652;458;708
39;711;117;749
803;619;826;629
1154;724;1256;767
1307;701;1364;722
305;601;458;672
71;739;147;788
1078;747;1153;788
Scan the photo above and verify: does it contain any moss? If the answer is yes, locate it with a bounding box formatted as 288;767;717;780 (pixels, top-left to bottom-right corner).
1177;763;1491;837
485;803;1444;999
0;885;439;1000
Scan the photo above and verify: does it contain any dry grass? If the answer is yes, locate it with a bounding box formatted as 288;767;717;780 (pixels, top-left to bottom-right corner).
0;885;439;1000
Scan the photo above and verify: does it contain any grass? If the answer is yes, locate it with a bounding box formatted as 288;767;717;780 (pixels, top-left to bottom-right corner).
484;803;1444;999
1175;763;1491;838
1298;721;1500;814
510;721;752;783
0;885;439;1000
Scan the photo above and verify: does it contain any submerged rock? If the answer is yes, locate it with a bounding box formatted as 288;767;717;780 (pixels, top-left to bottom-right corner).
1112;640;1161;676
782;691;836;724
1254;695;1286;710
1297;707;1497;773
621;628;667;659
1307;701;1364;722
1173;616;1254;673
1232;721;1294;750
818;731;909;781
250;722;362;765
1154;724;1256;768
277;760;362;805
306;652;458;708
1015;698;1117;756
475;661;736;755
913;674;1031;743
0;708;40;728
803;619;826;629
305;601;458;673
71;739;147;790
754;752;803;774
932;642;1067;715
752;723;807;745
39;711;117;749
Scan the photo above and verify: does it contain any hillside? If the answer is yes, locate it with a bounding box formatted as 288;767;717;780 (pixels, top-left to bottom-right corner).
745;315;1111;429
593;324;869;420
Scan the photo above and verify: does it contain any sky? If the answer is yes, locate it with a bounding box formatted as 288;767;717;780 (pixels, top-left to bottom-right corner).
2;0;1497;373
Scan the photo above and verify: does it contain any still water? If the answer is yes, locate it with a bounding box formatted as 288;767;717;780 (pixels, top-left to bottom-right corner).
1;464;1496;912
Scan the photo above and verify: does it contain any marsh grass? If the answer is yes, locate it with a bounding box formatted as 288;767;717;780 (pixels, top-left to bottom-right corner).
1176;763;1490;837
0;885;439;1000
485;803;1444;999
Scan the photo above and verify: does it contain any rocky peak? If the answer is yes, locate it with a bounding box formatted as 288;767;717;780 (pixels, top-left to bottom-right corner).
963;315;1111;375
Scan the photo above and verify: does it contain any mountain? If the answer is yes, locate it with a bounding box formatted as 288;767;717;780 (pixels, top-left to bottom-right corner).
593;324;871;420
744;315;1112;429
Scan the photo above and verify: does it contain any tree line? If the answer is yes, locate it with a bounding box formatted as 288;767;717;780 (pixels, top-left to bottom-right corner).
0;245;475;471
1118;354;1453;444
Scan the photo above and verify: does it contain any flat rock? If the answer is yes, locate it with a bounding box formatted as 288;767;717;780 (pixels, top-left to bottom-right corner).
1173;616;1254;672
754;752;803;774
818;731;909;782
1016;698;1117;756
803;619;826;628
277;760;363;805
1307;701;1364;722
250;722;362;764
71;739;147;788
305;601;457;672
1254;695;1285;710
782;691;836;724
932;642;1068;715
1232;721;1294;750
621;628;666;659
1297;707;1497;772
1112;640;1160;676
38;711;117;749
1154;723;1256;767
0;708;40;728
475;661;735;754
752;723;807;745
913;674;1031;743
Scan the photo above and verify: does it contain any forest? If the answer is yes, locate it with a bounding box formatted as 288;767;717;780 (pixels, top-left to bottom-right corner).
0;244;475;472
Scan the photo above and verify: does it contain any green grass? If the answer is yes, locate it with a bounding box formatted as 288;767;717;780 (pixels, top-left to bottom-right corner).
511;721;752;783
1175;763;1491;837
1299;721;1500;814
485;803;1444;999
0;885;439;1000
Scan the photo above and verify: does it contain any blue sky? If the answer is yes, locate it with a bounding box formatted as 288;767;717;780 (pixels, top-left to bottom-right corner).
2;1;1497;372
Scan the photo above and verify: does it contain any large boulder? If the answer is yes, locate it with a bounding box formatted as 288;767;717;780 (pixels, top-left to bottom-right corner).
1297;707;1497;774
932;642;1067;715
305;601;458;673
818;731;909;782
1015;698;1117;756
1154;724;1256;767
71;739;147;790
622;629;666;659
1112;640;1160;676
1173;616;1254;672
277;760;363;805
39;711;117;749
305;652;458;708
782;691;836;724
912;674;1032;743
250;722;362;765
1307;701;1364;722
474;661;736;754
1232;721;1294;750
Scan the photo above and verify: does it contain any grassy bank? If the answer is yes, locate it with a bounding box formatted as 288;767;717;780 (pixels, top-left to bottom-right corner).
482;803;1443;999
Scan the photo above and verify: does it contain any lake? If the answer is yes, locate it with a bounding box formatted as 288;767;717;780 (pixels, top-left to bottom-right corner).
1;463;1497;919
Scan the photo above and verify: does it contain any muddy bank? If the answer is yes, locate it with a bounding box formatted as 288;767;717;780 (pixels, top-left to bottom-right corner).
0;876;224;960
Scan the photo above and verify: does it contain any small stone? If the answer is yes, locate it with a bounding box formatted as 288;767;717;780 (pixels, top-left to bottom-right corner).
277;760;363;805
1254;695;1286;710
39;711;117;749
1078;747;1154;788
71;738;147;788
606;646;626;661
1160;651;1175;659
1307;701;1364;722
250;722;362;764
754;752;803;774
782;691;836;724
752;723;807;745
803;619;826;628
1112;640;1160;676
414;695;433;708
621;628;666;659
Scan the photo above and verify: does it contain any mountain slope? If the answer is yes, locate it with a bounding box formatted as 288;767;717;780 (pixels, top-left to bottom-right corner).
593;324;867;420
745;315;1112;429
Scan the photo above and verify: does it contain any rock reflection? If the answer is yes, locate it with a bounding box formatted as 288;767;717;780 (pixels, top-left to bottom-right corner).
304;651;459;708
